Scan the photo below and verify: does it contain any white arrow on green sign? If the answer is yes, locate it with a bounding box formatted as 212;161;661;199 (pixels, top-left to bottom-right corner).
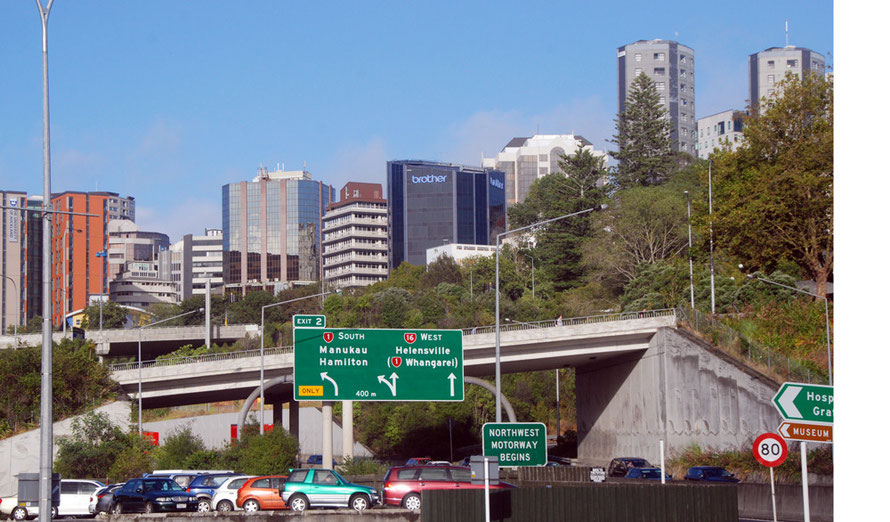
772;382;833;424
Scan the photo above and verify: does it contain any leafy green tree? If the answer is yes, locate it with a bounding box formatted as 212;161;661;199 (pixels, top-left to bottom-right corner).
153;424;206;470
226;290;274;324
610;73;678;187
708;72;833;297
55;411;134;480
508;148;608;292
18;315;43;334
81;301;128;329
108;436;154;482
235;425;299;474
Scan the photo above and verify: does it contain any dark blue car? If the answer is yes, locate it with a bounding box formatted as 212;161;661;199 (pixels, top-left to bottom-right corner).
186;473;244;512
684;466;739;483
111;478;199;514
625;467;672;481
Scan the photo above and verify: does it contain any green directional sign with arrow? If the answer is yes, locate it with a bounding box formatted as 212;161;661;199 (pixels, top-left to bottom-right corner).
772;382;833;424
293;327;464;402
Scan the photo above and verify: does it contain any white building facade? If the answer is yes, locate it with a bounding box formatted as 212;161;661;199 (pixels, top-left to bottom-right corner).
696;110;746;158
749;46;826;113
322;183;388;290
162;229;224;301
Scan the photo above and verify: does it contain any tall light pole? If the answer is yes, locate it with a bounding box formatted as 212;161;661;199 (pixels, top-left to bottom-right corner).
260;291;331;430
1;275;19;347
95;250;107;332
746;274;832;386
505;318;559;436
495;207;597;422
138;307;204;435
35;1;56;520
708;161;716;313
684;191;694;309
522;253;535;300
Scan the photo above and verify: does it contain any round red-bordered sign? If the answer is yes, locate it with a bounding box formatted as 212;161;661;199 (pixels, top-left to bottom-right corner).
753;432;788;467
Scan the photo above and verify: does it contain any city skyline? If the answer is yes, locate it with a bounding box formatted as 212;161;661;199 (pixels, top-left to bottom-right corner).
0;1;833;241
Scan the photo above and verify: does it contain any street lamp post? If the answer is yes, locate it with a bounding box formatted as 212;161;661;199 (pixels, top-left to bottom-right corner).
495;207;598;422
505;317;559;436
138;307;204;435
746;274;832;385
522;253;535;300
259;291;332;430
1;275;19;347
684;191;694;309
95;250;107;332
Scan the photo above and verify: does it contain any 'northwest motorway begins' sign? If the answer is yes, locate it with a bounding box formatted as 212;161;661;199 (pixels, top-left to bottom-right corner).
772;382;833;424
482;422;547;467
293;328;463;401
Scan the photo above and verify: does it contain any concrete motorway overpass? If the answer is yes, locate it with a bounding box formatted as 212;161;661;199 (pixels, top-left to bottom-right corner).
109;310;677;409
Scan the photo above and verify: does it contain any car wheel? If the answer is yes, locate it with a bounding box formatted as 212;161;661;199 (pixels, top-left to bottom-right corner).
112;503;124;515
288;494;309;513
349;493;371;512
216;500;234;512
50;507;57;519
197;499;211;512
144;501;154;514
403;493;421;511
12;507;28;521
242;499;260;513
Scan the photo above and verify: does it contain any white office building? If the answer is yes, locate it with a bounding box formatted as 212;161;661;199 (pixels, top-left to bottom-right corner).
696;110;746;158
322;183;388;290
749;46;826;113
162;229;225;301
482;134;606;207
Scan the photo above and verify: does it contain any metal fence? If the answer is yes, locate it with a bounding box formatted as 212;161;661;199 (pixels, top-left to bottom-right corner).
108;309;676;373
676;305;828;385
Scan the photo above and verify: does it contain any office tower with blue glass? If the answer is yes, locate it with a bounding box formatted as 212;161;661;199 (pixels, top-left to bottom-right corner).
387;160;506;271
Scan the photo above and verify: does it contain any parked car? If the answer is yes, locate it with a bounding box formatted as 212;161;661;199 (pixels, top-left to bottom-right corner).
236;476;288;512
383;465;515;511
89;483;123;515
684;466;740;483
0;495;24;520
210;475;255;512
4;479;102;520
185;473;243;512
607;457;653;478
305;455;337;467
111;478;198;514
625;467;672;481
279;468;379;512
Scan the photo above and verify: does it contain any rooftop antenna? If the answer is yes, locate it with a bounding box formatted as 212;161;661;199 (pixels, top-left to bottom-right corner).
785;19;789;46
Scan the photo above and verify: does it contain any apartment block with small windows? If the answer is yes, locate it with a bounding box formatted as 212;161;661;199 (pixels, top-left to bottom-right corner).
749;46;826;113
617;39;696;155
696;110;746;158
161;229;224;301
322;182;388;290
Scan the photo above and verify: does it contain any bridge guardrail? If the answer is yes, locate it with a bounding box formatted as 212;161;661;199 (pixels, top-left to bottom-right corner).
108;309;676;373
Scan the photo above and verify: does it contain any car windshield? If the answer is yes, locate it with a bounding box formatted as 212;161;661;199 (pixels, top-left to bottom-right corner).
143;479;183;491
639;469;662;479
704;468;732;478
629;459;650;467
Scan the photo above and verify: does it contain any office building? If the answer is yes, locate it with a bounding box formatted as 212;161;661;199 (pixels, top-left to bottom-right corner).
696;110;746;158
50;191;136;326
749;46;826;112
387;160;505;270
107;219;170;281
617;39;696;154
482;134;606;207
161;229;225;301
426;243;497;265
222;166;335;294
1;191;27;335
109;261;179;309
322;182;388;290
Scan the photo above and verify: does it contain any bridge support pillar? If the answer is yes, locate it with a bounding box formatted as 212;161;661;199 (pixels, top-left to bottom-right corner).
273;401;283;426
288;399;299;444
342;400;353;461
322;402;333;468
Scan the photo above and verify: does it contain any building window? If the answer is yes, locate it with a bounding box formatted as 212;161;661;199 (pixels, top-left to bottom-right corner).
635;53;642;62
680;55;686;63
654;67;665;75
768;60;775;68
634;67;642;77
680;69;687;78
682;128;688;136
680;83;686;92
681;98;687;106
767;74;775;84
655;82;665;91
768;88;775;95
787;59;798;68
681;112;687;122
654;52;665;61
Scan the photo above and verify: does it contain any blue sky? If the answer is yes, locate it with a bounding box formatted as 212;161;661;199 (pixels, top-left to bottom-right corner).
0;1;833;240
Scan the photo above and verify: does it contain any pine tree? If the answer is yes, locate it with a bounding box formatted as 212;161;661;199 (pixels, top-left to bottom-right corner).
610;73;677;187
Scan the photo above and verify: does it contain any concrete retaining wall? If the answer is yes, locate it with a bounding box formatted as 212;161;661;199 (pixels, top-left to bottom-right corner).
738;482;833;522
576;327;783;466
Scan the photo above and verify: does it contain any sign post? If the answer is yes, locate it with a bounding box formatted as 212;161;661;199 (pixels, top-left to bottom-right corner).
294;328;464;402
482;422;547;467
753;432;788;522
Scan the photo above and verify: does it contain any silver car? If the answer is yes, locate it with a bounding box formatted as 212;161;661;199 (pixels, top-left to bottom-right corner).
209;475;255;512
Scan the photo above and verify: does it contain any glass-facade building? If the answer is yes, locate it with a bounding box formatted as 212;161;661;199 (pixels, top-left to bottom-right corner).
387;160;506;270
222;169;334;293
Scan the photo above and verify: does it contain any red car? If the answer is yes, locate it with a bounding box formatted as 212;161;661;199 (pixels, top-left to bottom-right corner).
383;465;515;511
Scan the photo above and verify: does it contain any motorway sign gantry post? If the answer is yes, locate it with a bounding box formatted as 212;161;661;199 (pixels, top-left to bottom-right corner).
482;422;547;467
772;382;833;424
778;421;833;443
293;328;464;401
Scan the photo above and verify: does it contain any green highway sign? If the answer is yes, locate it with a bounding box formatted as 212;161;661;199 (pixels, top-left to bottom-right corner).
293;328;463;401
482;422;547;467
293;315;326;328
772;382;833;424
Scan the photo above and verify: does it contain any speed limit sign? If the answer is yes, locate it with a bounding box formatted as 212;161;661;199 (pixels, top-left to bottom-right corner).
753;432;788;467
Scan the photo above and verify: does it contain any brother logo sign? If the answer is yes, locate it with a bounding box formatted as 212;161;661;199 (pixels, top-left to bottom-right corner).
490;178;504;190
412;174;448;184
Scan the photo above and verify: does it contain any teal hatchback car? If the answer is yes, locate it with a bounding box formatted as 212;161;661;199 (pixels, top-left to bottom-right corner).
278;468;379;512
